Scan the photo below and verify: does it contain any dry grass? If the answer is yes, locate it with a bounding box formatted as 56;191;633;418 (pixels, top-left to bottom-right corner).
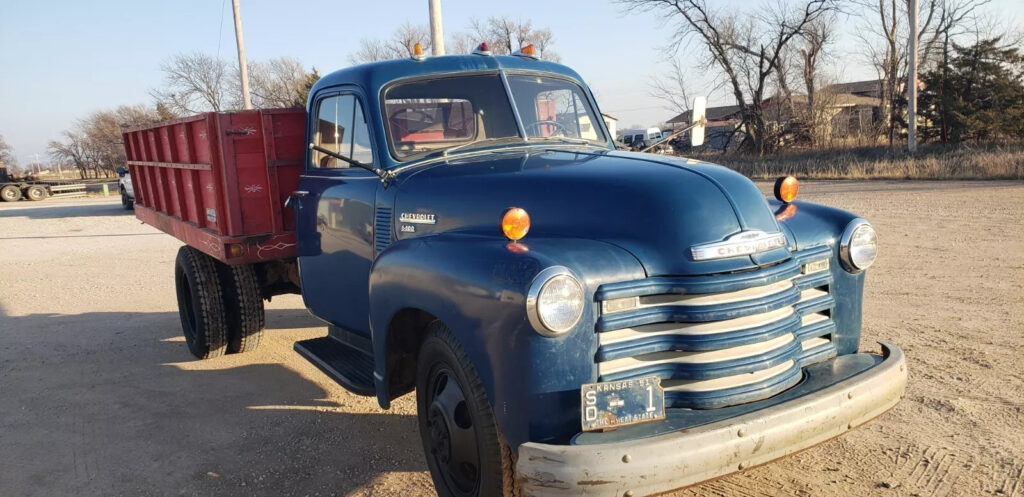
695;142;1024;180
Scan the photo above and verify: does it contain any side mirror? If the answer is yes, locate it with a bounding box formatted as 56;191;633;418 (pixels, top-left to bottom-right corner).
690;96;707;148
116;167;127;177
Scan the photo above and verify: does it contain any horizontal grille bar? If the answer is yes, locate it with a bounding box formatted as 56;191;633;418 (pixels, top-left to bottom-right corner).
594;245;837;409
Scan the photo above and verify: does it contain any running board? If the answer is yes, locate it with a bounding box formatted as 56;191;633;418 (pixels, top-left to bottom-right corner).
294;336;376;396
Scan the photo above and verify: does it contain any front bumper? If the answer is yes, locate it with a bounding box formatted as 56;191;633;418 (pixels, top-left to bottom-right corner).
516;341;907;496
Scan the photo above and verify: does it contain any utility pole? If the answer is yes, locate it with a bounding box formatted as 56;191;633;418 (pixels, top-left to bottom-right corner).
232;0;253;110
907;0;919;153
428;0;445;56
34;153;40;174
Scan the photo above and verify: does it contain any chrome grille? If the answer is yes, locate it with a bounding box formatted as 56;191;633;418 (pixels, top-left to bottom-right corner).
594;245;836;409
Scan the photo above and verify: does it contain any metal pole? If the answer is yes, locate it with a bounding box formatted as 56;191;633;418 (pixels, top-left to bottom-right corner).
232;0;253;110
907;0;919;153
428;0;445;56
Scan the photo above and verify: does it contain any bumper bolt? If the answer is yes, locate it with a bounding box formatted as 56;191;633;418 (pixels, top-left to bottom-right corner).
847;392;854;399
622;454;631;463
737;428;747;437
738;462;747;470
624;491;634;497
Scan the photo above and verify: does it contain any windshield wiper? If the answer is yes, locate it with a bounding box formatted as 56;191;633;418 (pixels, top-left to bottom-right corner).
442;136;526;157
526;136;595;146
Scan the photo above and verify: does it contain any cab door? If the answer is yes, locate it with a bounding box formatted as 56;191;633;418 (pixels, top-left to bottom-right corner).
294;91;380;335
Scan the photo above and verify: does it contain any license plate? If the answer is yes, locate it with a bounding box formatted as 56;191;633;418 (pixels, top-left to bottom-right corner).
581;376;666;432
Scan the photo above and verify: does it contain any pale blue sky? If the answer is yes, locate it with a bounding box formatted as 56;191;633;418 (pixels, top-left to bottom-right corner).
1;0;1021;165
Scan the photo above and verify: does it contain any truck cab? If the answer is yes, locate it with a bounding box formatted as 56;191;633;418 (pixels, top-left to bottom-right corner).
285;50;905;496
130;48;906;497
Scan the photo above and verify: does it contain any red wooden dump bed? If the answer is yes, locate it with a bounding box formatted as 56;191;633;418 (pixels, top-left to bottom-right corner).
122;109;305;264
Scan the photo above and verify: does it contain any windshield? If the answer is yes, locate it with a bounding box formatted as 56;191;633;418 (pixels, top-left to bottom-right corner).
383;75;520;160
506;75;607;144
382;72;607;161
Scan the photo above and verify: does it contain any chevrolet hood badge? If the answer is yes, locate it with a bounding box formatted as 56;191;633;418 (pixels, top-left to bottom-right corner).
691;230;787;261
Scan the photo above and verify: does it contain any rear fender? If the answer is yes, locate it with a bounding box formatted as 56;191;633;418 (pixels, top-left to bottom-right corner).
368;233;645;448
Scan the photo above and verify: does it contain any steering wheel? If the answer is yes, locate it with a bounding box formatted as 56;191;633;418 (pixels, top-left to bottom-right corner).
390;109;436;125
523;120;572;137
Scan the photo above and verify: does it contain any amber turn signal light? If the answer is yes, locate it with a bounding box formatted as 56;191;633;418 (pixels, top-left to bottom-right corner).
502;207;530;241
774;176;799;203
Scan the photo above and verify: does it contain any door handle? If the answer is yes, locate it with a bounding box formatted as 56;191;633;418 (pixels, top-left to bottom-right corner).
292;190;310;197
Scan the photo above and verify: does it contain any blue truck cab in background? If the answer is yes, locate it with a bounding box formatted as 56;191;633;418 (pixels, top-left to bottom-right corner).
286;49;907;496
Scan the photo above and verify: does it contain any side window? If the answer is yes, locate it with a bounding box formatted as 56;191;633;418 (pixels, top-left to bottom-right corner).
313;95;374;168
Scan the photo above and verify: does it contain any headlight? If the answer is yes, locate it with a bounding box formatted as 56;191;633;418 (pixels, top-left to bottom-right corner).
527;267;584;335
839;219;877;272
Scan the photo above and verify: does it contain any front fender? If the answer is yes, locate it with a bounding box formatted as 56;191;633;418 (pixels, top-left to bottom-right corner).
368;233;645;448
773;200;866;355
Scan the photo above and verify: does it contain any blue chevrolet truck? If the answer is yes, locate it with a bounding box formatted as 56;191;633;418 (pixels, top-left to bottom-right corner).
131;45;907;496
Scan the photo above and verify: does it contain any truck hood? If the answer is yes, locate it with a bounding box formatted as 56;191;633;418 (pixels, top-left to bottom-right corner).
392;148;790;276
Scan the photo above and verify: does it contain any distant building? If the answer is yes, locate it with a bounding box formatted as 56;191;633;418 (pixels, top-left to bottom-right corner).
665;80;886;149
821;79;883;99
601;113;618;139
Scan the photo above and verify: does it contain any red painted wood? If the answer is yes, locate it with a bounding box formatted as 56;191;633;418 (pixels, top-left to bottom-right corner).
122;109;306;264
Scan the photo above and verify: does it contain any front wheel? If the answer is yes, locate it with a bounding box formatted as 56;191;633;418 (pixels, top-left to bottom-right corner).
121;189;134;210
417;322;512;497
1;185;21;202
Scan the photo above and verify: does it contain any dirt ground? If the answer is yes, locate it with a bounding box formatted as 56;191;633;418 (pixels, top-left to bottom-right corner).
1;181;1021;497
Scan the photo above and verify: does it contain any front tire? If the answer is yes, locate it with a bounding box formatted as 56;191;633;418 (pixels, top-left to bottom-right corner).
417;322;510;497
174;246;228;359
121;189;134;210
1;185;21;202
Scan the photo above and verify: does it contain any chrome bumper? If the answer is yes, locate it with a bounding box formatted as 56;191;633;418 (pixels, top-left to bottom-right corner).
516;342;907;496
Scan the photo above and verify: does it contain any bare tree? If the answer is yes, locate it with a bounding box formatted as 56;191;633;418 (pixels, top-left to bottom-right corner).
453;16;559;59
798;16;836;145
351;38;393;63
350;22;432;63
620;0;840;154
151;52;235;114
855;0;990;144
650;58;693;116
0;134;16;167
249;57;315;108
49;105;167;179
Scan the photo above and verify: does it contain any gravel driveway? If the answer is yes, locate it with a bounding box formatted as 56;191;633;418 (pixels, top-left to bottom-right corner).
1;181;1021;497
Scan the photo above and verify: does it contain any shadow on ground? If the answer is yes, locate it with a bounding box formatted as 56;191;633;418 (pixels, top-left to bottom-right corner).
0;307;427;496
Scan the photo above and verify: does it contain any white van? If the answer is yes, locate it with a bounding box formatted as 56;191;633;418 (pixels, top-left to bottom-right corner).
617;128;662;149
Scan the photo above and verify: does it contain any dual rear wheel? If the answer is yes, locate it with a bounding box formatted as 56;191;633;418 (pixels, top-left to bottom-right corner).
174;246;264;359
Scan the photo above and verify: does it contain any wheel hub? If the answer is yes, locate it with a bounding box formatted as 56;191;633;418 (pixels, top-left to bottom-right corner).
426;369;480;495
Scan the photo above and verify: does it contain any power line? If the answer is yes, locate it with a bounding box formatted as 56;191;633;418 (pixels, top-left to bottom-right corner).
216;0;227;60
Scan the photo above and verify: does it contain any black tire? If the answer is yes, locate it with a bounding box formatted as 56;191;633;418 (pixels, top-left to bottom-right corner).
174;246;228;359
25;185;47;201
1;185;21;202
121;188;134;210
417;322;511;497
218;263;265;354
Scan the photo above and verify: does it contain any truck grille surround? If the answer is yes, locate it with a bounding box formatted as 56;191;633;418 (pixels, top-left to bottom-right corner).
594;245;836;409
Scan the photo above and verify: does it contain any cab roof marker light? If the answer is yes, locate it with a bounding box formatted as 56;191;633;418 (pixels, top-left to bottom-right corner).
472;43;492;56
513;44;538;59
411;43;426;61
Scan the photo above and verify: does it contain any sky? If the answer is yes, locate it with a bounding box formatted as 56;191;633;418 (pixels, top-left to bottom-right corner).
1;0;1022;166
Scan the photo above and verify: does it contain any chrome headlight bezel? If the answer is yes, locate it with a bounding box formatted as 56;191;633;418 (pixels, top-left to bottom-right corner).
526;266;584;336
839;218;877;273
